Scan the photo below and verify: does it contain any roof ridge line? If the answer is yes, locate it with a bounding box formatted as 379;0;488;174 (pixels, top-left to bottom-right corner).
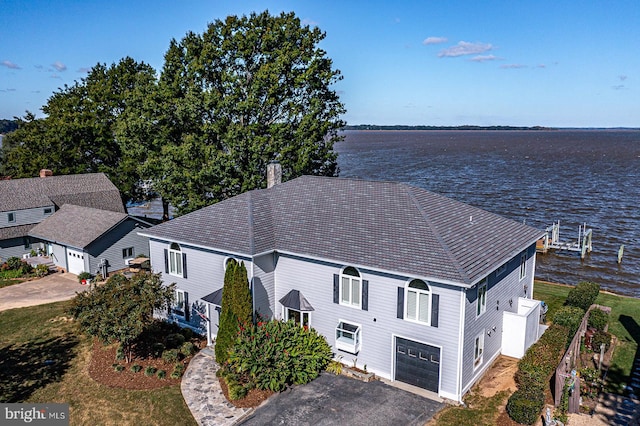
405;185;471;284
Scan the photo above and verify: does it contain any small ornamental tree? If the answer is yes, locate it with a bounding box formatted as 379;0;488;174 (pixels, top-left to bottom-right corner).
565;281;600;311
215;260;253;364
68;272;174;362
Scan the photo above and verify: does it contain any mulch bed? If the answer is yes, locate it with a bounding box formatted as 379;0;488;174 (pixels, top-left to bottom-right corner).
88;339;184;390
218;376;275;408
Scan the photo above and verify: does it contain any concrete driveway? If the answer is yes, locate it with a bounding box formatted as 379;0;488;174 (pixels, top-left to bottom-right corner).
0;272;83;312
239;373;444;426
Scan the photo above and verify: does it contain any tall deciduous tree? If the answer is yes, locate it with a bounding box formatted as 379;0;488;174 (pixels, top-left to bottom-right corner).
146;10;346;216
215;259;253;365
1;57;158;204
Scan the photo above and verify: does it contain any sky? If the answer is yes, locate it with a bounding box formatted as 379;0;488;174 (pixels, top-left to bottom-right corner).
1;0;639;127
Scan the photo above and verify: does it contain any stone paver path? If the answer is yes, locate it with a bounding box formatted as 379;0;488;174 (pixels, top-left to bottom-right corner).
181;346;251;426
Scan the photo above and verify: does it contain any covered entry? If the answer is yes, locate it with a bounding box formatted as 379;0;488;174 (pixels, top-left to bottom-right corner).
395;337;440;392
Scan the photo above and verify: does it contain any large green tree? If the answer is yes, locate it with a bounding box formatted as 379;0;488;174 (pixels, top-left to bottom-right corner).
146;10;345;215
1;57;158;204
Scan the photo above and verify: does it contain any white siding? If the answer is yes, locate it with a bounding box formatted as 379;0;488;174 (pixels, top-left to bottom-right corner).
274;253;463;399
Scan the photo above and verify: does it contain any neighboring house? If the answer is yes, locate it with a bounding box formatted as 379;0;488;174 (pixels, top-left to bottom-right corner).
140;171;545;402
29;204;152;275
0;171;125;262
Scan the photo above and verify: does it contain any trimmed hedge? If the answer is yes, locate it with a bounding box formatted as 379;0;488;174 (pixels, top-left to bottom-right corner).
588;308;609;331
552;306;585;338
506;388;545;425
566;281;600;311
591;330;612;353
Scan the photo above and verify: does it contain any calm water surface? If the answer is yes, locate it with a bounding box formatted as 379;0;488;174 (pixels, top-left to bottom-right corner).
335;130;640;297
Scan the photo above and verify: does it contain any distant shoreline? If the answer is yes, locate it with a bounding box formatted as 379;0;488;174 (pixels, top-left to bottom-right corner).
343;125;639;131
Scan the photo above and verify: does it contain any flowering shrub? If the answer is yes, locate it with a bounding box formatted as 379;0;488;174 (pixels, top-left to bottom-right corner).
224;319;332;394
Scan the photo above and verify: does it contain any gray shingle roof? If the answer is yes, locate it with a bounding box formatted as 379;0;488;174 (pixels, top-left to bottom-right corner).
142;176;544;286
0;223;35;240
29;204;128;249
0;173;124;213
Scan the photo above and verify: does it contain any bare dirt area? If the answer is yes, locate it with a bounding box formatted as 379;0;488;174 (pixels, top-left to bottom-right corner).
476;355;518;398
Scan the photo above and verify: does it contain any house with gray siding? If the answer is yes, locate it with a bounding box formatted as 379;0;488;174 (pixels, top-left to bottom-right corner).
28;204;151;276
140;171;545;402
0;171;125;262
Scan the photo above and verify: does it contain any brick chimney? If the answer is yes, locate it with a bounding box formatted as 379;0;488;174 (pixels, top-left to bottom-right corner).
39;169;53;178
266;161;282;188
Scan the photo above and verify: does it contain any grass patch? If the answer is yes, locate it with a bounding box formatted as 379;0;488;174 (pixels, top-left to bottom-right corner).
0;301;196;425
534;280;640;394
434;390;509;426
0;278;26;288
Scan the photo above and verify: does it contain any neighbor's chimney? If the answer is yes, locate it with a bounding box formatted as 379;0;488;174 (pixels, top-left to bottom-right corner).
267;161;282;189
39;169;53;178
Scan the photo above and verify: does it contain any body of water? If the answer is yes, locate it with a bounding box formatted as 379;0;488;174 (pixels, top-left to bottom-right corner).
335;130;640;298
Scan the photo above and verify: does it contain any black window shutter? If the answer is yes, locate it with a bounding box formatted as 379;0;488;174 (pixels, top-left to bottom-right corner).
164;249;169;273
184;292;190;322
397;287;404;319
362;280;369;311
431;294;440;328
182;253;188;279
333;274;339;304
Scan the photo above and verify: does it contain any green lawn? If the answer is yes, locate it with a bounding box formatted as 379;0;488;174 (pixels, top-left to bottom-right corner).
534;280;640;394
0;301;196;426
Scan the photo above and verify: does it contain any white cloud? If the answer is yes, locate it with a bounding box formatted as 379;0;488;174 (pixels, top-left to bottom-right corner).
470;55;498;62
619;75;627;81
612;84;626;90
500;64;527;69
77;67;91;73
438;41;492;57
301;18;319;27
423;36;448;45
51;61;67;72
1;60;21;69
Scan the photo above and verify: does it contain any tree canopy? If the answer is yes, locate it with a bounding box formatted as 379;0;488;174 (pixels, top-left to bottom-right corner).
1;10;345;216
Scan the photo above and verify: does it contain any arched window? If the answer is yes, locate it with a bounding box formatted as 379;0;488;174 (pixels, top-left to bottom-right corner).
406;279;430;324
340;266;362;308
168;243;183;276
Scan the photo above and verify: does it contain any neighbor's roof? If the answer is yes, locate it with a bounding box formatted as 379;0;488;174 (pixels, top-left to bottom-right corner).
29;204;129;249
141;176;544;286
0;173;125;213
0;223;35;241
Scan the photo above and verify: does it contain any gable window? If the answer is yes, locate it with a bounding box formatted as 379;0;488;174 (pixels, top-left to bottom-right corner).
340;266;361;308
405;279;430;324
8;212;15;223
165;242;187;278
122;247;134;258
335;320;361;354
44;207;53;215
476;279;487;317
519;253;527;280
474;332;484;369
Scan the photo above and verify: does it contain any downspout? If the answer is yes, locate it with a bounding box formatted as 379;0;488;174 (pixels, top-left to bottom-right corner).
456;287;466;402
530;245;537;299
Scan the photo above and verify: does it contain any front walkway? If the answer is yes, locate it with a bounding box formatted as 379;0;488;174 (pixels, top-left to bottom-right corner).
181;346;251;426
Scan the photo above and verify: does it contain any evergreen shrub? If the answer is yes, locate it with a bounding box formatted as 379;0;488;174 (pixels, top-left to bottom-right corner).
553;306;586;338
566;281;600;311
588;308;609;331
506;388;545;425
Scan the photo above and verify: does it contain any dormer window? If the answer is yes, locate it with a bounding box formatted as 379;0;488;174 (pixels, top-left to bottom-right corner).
7;212;15;223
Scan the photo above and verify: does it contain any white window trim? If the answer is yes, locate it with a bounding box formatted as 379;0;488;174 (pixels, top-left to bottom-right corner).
173;289;186;319
474;332;484;370
339;267;362;309
335;319;361;354
122;247;134;259
168;243;183;277
476;279;487;317
519;253;527;281
404;279;431;325
282;306;311;329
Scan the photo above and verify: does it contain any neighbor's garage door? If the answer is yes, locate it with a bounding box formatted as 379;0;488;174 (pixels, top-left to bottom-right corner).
395;337;440;392
66;248;85;275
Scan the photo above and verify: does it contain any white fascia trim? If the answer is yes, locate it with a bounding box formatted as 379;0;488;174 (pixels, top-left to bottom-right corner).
456;287;466;403
139;234;251;260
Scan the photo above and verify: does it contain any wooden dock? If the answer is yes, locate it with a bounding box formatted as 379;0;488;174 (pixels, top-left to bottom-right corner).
536;221;593;259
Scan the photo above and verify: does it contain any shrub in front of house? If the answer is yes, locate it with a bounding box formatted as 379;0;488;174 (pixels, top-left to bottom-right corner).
552;306;586;338
225;319;332;394
506;388;545;425
162;349;180;363
588;308;609;331
34;264;49;277
565;281;600;311
144;366;157;377
77;272;92;284
180;341;196;357
165;333;185;349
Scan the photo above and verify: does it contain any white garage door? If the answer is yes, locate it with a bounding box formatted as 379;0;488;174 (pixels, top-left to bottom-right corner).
66;248;86;275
